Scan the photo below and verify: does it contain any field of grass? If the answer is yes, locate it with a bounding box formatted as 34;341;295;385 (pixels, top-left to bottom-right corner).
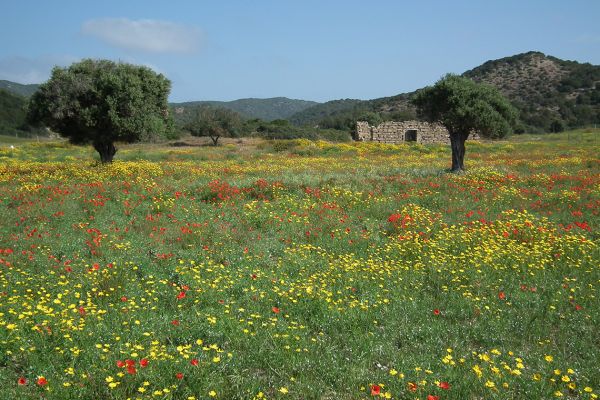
0;131;598;399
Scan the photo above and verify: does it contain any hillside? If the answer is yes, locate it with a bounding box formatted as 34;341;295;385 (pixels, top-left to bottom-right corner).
463;51;600;132
288;52;600;133
0;80;40;97
3;52;598;134
0;88;48;137
0;79;319;122
171;97;319;122
0;89;27;134
287;99;367;127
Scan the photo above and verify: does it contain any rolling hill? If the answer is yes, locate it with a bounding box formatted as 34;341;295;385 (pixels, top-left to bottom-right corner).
287;99;368;126
0;79;320;123
0;80;40;97
463;51;600;131
0;89;46;137
171;97;319;123
2;51;598;133
288;52;600;133
0;89;27;133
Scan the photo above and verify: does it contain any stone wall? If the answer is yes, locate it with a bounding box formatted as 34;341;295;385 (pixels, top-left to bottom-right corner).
356;120;451;144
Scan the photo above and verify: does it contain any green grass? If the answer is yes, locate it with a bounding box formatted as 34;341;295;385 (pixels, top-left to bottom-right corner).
0;131;598;399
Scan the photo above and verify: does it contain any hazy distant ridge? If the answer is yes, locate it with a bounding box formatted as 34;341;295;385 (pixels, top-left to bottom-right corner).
170;97;319;121
3;51;598;132
0;80;40;97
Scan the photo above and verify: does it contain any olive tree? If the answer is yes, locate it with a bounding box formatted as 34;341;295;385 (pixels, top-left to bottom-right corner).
412;74;517;171
184;106;242;146
28;59;173;163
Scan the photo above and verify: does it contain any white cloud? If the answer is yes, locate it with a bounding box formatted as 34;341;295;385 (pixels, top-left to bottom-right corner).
0;55;77;84
82;18;202;54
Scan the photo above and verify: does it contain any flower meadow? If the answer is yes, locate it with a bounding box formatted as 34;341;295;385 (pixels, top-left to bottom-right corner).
0;134;599;399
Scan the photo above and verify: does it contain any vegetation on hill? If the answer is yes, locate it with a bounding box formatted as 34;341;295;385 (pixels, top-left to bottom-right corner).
0;89;27;134
176;103;351;143
0;80;40;97
289;52;599;135
288;97;416;133
172;97;318;122
0;89;45;137
463;51;600;132
5;51;598;138
287;99;366;126
245;118;351;141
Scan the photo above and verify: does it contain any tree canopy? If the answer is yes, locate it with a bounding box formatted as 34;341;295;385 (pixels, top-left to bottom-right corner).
184;106;243;146
412;74;517;171
27;59;173;163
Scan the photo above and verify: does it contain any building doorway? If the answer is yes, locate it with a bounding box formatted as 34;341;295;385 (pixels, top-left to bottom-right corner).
405;130;417;142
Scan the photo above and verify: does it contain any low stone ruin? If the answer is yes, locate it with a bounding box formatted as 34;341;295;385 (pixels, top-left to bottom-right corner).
356;121;479;144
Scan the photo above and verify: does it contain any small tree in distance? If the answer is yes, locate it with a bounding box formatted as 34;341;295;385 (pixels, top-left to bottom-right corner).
185;106;242;146
412;74;517;172
28;59;173;163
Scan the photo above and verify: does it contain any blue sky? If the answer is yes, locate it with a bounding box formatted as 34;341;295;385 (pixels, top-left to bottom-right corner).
1;0;599;102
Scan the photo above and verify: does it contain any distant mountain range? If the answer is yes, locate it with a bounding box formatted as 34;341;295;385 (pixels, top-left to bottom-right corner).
170;97;319;122
0;80;40;97
0;80;320;123
288;52;600;132
2;51;598;133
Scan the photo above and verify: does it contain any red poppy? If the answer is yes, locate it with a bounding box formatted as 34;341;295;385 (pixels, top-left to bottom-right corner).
370;384;381;396
190;358;199;366
116;360;125;368
18;377;27;385
438;381;450;390
575;304;583;311
120;296;128;302
127;366;136;375
176;291;186;300
176;372;184;380
388;213;401;223
272;307;280;314
408;382;418;392
171;319;180;326
140;358;149;368
125;359;136;367
433;309;440;316
36;377;48;386
427;396;440;400
498;291;506;300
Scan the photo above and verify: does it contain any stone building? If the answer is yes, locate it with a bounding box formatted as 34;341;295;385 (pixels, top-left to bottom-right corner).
356;120;452;144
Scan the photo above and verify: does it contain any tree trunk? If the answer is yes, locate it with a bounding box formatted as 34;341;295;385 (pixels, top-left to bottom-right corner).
449;132;468;172
93;141;117;163
210;135;220;146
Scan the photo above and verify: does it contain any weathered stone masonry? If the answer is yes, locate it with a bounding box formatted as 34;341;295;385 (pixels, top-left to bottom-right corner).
356;120;452;144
